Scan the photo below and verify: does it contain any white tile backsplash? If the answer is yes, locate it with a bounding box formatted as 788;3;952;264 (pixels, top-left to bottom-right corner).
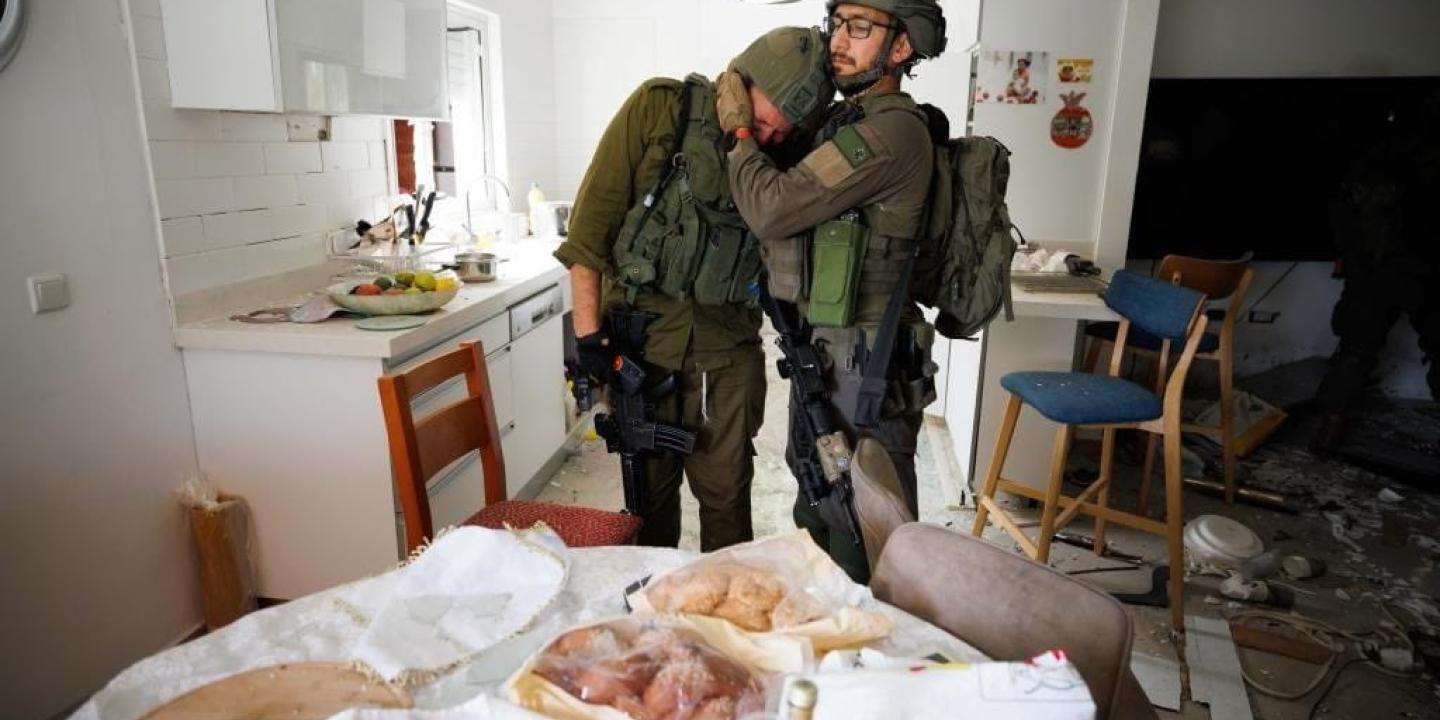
160;217;205;257
156;178;233;218
143;103;221;141
149;141;194;180
233;175;300;210
272;204;329;239
321;141;369;171
202;210;274;250
349;168;388;199
263;142;323;174
297;172;355;205
326;197;375;229
330;117;387;142
367;141;389;171
193;142;265;177
221;113;290;142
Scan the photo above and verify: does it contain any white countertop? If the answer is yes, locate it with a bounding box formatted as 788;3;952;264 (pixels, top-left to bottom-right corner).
173;241;568;360
1009;283;1119;321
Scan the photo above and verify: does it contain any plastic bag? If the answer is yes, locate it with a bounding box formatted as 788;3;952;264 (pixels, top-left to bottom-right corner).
505;617;768;720
177;475;257;630
628;532;893;673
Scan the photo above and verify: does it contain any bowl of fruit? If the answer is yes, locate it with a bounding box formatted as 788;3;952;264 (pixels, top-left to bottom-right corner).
327;270;461;316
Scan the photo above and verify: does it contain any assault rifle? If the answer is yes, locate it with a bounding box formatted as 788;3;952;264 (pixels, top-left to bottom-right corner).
756;281;863;545
592;308;696;515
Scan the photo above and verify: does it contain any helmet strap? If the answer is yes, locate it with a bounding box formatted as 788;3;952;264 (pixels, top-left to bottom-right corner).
834;25;902;97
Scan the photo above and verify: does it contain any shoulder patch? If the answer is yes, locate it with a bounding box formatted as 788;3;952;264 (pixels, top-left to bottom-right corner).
833;125;874;168
800;142;856;189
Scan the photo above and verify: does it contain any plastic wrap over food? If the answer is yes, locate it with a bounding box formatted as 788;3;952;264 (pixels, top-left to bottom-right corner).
627;532;893;673
505;617;769;720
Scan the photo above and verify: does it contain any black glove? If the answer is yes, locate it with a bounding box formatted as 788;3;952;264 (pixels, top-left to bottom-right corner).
576;330;614;383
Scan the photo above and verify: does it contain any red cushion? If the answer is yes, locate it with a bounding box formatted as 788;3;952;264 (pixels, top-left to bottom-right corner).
465;500;642;547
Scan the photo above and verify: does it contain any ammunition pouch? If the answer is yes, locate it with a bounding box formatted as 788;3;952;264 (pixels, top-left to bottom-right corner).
806;213;868;327
612;74;762;306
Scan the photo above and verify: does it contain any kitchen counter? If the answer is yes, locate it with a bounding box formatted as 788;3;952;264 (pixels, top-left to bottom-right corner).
177;237;575;598
173;240;568;360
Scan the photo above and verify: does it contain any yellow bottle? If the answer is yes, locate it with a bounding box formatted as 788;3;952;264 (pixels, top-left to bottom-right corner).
526;182;546;237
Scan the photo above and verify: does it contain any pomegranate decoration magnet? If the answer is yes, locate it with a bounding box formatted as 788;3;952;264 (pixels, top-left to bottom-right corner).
1051;91;1093;149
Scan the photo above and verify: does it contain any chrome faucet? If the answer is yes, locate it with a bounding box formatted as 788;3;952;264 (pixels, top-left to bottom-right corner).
465;174;513;236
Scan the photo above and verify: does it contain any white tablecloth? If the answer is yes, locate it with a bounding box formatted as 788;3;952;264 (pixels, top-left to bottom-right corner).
72;546;985;720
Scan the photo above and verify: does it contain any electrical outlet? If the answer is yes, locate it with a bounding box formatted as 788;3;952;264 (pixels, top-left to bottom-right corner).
1248;310;1280;324
28;274;70;314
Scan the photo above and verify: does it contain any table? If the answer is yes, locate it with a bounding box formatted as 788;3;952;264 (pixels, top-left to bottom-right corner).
72;546;986;720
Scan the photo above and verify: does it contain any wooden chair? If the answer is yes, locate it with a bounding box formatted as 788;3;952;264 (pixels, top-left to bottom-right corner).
972;270;1209;635
378;340;642;553
873;524;1157;720
1083;253;1254;506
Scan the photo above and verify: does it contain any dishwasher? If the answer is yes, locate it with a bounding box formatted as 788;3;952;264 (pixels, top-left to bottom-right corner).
503;284;568;498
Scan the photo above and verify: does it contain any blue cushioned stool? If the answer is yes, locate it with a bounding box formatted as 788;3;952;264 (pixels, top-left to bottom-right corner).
972;269;1210;637
1080;253;1254;508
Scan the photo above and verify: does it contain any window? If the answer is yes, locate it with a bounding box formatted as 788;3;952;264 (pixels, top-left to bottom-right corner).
392;4;503;217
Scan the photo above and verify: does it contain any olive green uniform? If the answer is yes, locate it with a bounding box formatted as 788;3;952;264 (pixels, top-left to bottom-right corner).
728;91;937;581
554;79;766;551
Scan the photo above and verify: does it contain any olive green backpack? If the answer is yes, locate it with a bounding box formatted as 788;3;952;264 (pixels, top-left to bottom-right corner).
911;105;1022;339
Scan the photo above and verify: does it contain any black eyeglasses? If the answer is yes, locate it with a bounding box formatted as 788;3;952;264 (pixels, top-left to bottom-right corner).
824;14;894;41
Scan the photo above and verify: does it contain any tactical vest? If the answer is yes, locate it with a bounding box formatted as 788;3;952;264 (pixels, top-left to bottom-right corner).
612;74;763;306
763;94;930;324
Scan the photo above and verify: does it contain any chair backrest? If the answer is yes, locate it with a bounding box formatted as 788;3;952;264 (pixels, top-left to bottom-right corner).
1157;252;1255;337
378;341;506;553
1104;269;1206;343
1156;252;1252;301
872;524;1156;720
850;438;915;575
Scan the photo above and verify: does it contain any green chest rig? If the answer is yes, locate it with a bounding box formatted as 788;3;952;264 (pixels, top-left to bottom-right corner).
612;74;763;306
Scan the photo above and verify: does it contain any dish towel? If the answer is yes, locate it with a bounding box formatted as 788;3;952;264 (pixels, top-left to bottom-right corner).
353;526;569;682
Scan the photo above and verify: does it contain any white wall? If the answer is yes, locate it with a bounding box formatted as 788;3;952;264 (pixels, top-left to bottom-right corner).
465;0;558;202
1152;0;1440;79
552;0;827;198
0;0;203;716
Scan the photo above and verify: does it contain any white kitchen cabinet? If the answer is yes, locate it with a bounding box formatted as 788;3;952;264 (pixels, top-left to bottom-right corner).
183;281;569;599
161;0;448;118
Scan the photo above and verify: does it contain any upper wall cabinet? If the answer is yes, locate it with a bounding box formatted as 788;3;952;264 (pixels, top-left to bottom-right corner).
161;0;449;119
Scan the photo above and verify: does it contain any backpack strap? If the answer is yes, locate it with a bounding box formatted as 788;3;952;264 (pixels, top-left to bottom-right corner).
620;82;694;303
853;140;942;428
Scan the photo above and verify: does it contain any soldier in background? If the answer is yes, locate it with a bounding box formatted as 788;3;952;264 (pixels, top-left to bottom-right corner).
1313;90;1440;449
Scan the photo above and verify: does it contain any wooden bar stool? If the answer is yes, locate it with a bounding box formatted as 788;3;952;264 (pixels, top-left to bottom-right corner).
1083;253;1254;506
378;340;642;553
972;270;1209;634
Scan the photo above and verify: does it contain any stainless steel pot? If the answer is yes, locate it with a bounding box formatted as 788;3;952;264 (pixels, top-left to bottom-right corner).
446;252;505;283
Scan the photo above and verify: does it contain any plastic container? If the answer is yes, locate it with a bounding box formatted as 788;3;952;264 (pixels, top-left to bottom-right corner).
527;182;546;236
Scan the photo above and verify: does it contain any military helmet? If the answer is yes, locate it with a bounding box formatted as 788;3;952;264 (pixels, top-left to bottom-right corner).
729;26;836;128
825;0;948;59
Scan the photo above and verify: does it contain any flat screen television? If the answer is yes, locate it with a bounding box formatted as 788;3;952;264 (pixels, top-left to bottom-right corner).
1128;76;1440;261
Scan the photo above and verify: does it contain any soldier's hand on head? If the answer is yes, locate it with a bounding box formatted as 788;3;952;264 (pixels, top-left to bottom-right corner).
715;71;754;135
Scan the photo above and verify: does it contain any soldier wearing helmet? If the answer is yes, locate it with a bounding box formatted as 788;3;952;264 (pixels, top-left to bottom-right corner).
555;27;834;551
718;1;947;581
